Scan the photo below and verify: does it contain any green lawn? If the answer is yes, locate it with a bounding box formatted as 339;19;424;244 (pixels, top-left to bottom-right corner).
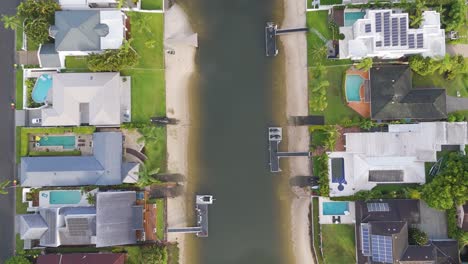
306;11;332;65
412;71;468;98
309;66;359;124
155;198;165;240
320;0;343;4
143;127;167;171
321;225;356;264
141;0;163;10
65;56;88;70
123;69;166;122
29;150;81;156
15;26;23;51
16;187;28;214
15;69;23;109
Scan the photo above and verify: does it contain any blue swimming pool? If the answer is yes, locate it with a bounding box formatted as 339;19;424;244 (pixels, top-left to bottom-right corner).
32;74;52;103
38;136;76;149
323;202;349;215
345;75;364;102
49;190;81;204
344;11;366;27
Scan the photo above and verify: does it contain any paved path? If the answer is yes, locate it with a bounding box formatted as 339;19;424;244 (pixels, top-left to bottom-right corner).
446;95;468;113
309;28;327;43
0;0;21;262
446;44;468;57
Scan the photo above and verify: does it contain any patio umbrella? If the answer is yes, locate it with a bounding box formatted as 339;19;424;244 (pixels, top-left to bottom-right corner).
35;136;41;141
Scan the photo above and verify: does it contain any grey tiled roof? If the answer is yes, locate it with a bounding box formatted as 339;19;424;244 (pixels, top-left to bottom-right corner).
38;43;61;68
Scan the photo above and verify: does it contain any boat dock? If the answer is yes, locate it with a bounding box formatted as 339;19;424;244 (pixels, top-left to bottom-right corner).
268;127;311;172
167;195;213;237
265;23;308;56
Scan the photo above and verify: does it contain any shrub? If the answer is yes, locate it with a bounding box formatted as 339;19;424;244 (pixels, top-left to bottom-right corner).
87;40;139;72
141;245;168;264
409;228;429;245
25;78;43;108
315;154;330;197
356;58;373;71
5;256;31;264
359;119;375;130
338;33;345;40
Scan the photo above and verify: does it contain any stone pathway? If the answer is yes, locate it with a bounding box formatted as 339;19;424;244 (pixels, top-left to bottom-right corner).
446;44;468;57
446;95;468;113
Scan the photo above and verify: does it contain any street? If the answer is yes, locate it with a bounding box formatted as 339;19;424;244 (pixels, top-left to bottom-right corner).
0;0;21;262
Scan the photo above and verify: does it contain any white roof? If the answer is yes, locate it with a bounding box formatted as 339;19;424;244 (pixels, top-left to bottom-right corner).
41;72;123;126
100;11;124;50
329;122;467;196
339;10;445;59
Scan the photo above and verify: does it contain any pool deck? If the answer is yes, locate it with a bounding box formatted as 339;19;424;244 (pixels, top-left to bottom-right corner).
29;134;93;155
346;68;370;118
318;197;355;224
38;189;92;208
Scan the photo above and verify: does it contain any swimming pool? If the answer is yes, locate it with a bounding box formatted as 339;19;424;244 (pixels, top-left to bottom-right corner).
345;75;364;102
344;11;366;27
38;136;76;149
323;202;349;215
32;74;52;103
48;190;82;204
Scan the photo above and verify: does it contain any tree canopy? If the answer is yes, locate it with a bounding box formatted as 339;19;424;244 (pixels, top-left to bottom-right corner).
409;54;467;80
309;65;329;112
140;245;168;264
356;58;373;71
408;228;429;245
422;152;468;210
5;256;31;264
87;40;139;72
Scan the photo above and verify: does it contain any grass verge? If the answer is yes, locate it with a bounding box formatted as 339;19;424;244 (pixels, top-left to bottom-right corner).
28;150;81;157
156;198;165;240
312;197;324;264
320;0;342;4
141;0;163;10
65;56;88;70
321;224;356;264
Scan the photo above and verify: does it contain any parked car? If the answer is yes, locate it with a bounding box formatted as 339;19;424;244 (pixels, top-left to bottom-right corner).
32;118;42;124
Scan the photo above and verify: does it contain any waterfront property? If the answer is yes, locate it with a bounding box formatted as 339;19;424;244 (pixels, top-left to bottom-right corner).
17;191;144;248
319;197;355;224
328;122;468;196
38;10;126;68
370;65;446;121
345;68;370;117
355;199;459;264
339;10;445;60
26;72;131;126
20;132;140;187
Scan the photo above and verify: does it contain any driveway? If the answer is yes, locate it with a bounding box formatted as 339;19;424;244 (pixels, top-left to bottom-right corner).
418;201;448;239
446;95;468;113
447;44;468;57
0;0;21;262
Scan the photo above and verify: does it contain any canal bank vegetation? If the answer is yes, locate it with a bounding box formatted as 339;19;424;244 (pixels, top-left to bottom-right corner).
313;154;330;197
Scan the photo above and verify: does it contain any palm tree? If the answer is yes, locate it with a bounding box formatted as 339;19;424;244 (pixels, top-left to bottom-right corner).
310;44;328;64
135;166;160;187
137;126;163;144
1;15;20;30
0;180;11;195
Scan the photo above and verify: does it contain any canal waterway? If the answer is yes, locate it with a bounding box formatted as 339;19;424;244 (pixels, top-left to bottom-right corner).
178;0;293;263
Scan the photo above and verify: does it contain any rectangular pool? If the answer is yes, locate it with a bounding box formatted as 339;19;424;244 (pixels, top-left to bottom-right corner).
344;11;366;26
38;136;76;149
323;201;349;215
49;190;82;204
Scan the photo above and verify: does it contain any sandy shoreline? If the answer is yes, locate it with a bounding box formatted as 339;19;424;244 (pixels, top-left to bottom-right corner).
280;0;315;263
164;4;197;264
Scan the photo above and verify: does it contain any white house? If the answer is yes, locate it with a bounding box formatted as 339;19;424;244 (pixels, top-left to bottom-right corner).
57;0;119;9
328;122;467;196
339;10;445;60
38;10;126;68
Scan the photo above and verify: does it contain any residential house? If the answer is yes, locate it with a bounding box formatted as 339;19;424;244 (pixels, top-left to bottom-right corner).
456;202;468;231
355;199;460;264
20;132;139;187
339;10;445;60
370;65;446;120
328;122;467;196
38;10;125;68
37;253;125;264
27;72;131;126
17;191;143;248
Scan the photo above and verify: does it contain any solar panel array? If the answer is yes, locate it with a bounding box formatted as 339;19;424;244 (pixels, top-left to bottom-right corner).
400;17;407;45
376;41;382;47
383;12;390;46
367;203;390;212
391;18;398;46
361;224;371;256
417;33;424;48
376;13;382;33
408;34;415;48
67;218;90;237
371;235;393;263
365;24;371;33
